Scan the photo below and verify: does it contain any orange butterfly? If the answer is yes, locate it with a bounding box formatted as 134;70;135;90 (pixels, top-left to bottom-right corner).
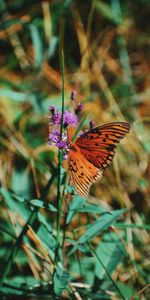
68;122;130;197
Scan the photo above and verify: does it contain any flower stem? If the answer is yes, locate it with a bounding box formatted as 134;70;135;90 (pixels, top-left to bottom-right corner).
60;49;65;140
56;150;63;261
55;49;65;263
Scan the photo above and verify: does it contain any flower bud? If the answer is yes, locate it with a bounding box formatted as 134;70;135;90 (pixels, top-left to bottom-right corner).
49;106;56;115
71;90;77;101
75;103;83;115
89;120;95;129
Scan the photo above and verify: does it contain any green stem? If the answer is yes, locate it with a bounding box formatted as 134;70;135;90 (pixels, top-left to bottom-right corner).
56;150;63;252
60;49;65;140
88;242;126;300
55;49;65;263
0;208;37;287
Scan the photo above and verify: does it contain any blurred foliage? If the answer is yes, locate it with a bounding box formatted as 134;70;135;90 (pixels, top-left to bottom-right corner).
0;0;150;299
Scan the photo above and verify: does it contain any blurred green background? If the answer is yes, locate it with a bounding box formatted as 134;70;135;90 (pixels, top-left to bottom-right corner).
0;0;150;299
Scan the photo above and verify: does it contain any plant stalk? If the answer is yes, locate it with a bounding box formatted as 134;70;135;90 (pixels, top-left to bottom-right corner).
55;49;65;263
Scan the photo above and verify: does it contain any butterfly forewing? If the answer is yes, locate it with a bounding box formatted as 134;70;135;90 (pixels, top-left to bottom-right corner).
75;122;130;169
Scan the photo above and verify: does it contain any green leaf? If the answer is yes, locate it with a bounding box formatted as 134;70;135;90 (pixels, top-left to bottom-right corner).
0;276;41;296
0;222;15;240
37;212;52;232
0;188;30;222
12;194;26;203
68;209;126;256
6;275;40;286
95;1;114;22
66;195;87;224
69;257;95;285
67;239;91;256
30;199;57;211
48;36;58;58
29;24;43;69
95;233;126;279
37;224;56;250
0;285;24;296
12;168;31;199
78;209;126;244
116;282;135;299
53;264;70;296
0;88;34;102
79;204;109;215
115;222;150;230
37;224;56;259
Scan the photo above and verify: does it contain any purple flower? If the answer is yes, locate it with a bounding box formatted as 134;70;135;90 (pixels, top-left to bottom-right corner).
50;111;61;125
49;128;68;150
49;128;60;144
64;111;78;127
49;107;78;128
49;107;79;153
56;140;67;149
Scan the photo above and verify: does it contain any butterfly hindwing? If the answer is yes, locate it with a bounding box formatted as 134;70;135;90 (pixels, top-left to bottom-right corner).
68;148;102;197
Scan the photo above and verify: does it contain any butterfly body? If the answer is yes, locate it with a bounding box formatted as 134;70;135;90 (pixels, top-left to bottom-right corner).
68;122;130;198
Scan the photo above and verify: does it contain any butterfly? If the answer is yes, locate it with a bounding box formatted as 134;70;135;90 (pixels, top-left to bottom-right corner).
68;122;130;198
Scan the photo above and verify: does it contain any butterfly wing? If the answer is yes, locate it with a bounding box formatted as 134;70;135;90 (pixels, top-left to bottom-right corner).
75;122;130;170
68;146;102;197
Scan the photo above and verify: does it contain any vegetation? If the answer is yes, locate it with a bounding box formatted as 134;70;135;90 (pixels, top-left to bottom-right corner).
0;0;149;299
